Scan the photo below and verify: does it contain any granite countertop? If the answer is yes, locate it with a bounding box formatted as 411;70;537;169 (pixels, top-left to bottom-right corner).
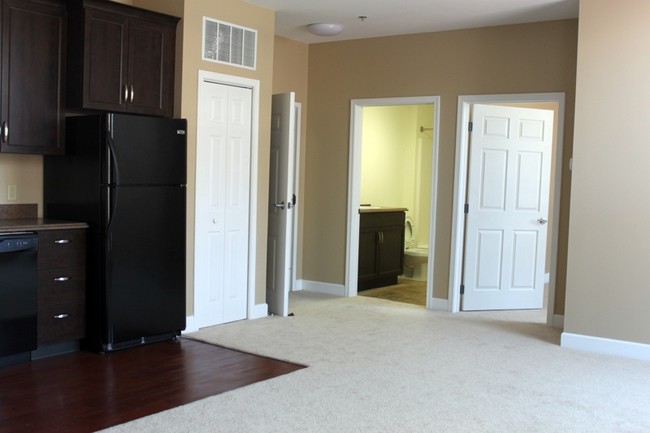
0;218;88;233
359;206;408;214
0;204;87;233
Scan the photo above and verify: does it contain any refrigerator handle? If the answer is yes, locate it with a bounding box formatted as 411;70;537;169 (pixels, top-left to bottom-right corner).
105;115;120;230
106;121;120;186
106;185;118;231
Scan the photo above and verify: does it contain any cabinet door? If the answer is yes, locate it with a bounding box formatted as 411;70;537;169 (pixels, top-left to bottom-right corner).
127;18;175;117
82;7;129;112
378;224;404;277
0;0;65;154
358;227;379;282
67;1;178;118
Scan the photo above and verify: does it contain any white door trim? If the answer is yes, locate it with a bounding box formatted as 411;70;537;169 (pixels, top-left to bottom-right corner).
194;70;262;324
448;93;565;324
346;96;441;309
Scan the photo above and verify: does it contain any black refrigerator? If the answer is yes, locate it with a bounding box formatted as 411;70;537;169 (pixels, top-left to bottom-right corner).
44;113;187;352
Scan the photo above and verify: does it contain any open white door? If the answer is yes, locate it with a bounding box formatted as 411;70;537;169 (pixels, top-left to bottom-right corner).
266;92;296;316
195;80;252;327
462;104;553;311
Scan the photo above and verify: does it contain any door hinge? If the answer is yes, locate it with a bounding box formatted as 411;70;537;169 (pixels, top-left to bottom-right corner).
468;121;473;132
460;284;465;295
464;203;469;214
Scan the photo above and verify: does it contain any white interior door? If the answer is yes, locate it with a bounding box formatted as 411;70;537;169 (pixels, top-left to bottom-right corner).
462;104;553;311
266;93;296;316
195;80;252;327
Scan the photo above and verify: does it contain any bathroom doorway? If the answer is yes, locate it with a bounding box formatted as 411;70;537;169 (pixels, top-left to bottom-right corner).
346;96;440;309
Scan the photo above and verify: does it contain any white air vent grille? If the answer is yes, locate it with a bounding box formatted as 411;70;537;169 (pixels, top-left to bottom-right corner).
203;17;257;70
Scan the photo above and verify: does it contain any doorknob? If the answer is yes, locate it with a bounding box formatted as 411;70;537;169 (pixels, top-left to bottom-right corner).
273;201;285;210
537;218;548;225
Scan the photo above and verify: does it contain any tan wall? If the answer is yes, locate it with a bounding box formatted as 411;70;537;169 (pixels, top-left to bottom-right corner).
134;0;276;310
565;0;650;344
272;36;309;279
303;20;578;308
0;155;43;213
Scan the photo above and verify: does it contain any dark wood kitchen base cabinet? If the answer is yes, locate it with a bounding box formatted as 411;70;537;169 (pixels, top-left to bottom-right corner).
66;0;179;118
0;0;66;155
358;211;405;291
36;229;86;350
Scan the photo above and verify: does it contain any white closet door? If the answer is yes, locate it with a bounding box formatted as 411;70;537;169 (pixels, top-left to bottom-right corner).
195;80;252;327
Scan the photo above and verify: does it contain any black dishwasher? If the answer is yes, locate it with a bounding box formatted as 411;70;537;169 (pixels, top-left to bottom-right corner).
0;232;38;365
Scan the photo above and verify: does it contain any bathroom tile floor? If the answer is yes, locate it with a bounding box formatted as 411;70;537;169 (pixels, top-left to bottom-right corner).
358;277;426;306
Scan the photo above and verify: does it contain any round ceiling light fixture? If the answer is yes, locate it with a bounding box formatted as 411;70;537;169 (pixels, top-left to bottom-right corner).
306;23;343;37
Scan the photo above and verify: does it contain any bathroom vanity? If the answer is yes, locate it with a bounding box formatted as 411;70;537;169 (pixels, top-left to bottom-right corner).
358;208;406;290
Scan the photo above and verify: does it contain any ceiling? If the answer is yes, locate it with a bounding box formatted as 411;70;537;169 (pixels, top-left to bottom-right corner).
242;0;579;44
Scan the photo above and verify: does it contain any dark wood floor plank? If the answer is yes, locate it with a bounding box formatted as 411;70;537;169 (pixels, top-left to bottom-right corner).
0;338;305;432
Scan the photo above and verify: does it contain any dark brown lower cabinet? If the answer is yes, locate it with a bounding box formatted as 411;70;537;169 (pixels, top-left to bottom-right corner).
358;211;405;291
35;229;86;356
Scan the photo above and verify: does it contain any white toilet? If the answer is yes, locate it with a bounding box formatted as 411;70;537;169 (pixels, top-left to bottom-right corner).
403;217;429;281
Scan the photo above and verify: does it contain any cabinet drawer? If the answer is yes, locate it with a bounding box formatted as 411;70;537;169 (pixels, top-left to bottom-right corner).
38;230;86;269
38;303;85;344
38;268;85;307
360;212;405;228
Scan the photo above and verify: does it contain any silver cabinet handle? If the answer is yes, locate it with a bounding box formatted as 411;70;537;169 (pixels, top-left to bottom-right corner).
1;121;8;143
537;218;548;225
123;83;129;103
53;314;69;319
130;85;135;103
54;276;70;282
273;201;285;210
54;239;70;244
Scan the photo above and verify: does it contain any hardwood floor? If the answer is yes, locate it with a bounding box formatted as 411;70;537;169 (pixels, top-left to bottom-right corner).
0;338;305;432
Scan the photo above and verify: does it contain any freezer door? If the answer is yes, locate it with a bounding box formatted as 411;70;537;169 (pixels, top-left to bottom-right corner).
105;186;186;345
107;114;187;186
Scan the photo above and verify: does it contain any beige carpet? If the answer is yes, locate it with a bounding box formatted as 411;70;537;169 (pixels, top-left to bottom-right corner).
102;292;650;433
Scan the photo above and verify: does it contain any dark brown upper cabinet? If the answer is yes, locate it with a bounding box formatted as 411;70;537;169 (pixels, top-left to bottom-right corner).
66;0;179;118
0;0;66;155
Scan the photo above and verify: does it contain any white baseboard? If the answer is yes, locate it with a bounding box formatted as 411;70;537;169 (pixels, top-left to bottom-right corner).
183;316;198;333
182;303;268;334
250;303;269;319
552;314;564;329
301;279;346;296
429;297;448;311
561;332;650;361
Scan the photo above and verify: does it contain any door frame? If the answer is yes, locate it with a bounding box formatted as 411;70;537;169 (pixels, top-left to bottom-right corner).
193;70;261;327
448;93;565;325
346;96;441;308
291;102;302;292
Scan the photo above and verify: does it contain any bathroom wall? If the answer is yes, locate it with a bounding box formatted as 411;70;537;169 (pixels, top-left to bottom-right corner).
360;104;433;248
415;105;433;247
361;106;414;210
